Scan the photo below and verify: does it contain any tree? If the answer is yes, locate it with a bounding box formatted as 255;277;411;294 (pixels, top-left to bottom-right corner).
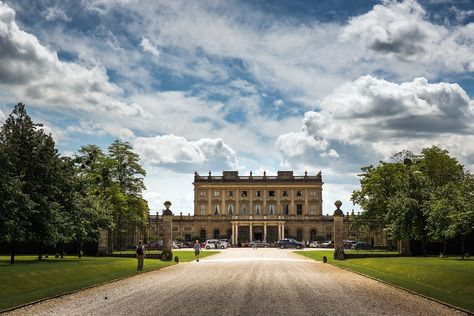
0;103;63;262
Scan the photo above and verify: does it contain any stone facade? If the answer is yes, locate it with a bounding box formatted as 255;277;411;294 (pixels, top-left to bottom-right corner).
149;171;353;245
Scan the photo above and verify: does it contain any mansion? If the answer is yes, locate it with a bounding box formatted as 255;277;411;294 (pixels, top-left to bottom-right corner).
149;170;353;245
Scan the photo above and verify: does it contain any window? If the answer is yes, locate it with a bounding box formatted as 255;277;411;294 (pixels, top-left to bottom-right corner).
214;229;220;239
269;190;275;197
297;204;303;215
283;204;289;215
296;190;303;197
310;190;317;197
310;204;317;215
200;204;206;215
199;191;206;197
227;190;234;197
269;204;275;215
213;191;220;197
255;204;261;215
200;229;206;240
282;191;289;197
228;204;233;215
241;204;248;214
214;204;220;215
241;190;248;197
255;190;261;197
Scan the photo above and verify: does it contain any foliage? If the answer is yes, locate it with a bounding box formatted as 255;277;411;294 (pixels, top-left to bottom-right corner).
352;146;474;257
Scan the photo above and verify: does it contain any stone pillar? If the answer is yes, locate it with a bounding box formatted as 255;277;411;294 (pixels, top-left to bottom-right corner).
264;223;267;241
249;223;253;242
161;201;173;261
282;224;285;239
235;223;239;245
333;200;345;260
277;223;281;240
97;228;108;256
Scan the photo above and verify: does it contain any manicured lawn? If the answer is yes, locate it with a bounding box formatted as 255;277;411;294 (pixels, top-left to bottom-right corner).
0;250;219;311
295;250;474;313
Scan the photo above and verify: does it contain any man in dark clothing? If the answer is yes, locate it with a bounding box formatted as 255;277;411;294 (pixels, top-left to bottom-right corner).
136;240;145;271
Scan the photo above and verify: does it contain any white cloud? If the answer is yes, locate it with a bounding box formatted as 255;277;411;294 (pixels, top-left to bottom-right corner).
277;75;474;170
340;0;474;75
140;37;160;60
133;134;238;173
0;1;148;136
274;99;283;107
42;7;71;22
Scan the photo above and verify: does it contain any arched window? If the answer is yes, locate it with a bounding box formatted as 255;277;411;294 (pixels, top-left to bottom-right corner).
199;229;206;241
311;229;317;241
214;229;220;239
228;204;233;215
214;205;219;215
297;229;303;241
255;204;261;215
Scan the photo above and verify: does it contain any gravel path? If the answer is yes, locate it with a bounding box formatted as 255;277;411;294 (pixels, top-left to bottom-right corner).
6;249;466;316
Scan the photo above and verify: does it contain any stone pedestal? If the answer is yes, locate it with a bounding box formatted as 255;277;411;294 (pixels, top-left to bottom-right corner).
333;200;345;260
161;201;173;261
97;228;108;256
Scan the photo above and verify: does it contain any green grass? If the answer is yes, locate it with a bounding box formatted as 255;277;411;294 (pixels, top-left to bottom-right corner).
295;250;474;312
0;250;219;311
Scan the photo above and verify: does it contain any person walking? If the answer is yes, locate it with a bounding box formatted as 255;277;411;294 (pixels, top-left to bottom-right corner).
136;240;145;271
194;240;201;262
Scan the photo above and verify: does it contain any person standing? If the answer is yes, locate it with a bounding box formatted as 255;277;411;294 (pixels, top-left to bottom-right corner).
136;240;145;271
193;240;201;262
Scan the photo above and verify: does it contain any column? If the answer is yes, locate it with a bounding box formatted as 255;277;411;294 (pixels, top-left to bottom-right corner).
282;224;285;239
236;223;239;244
231;222;235;245
264;223;267;241
333;200;344;260
290;189;295;215
278;223;281;240
304;189;309;215
249;222;253;242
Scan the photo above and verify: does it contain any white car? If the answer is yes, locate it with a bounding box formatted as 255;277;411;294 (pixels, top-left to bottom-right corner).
205;239;228;249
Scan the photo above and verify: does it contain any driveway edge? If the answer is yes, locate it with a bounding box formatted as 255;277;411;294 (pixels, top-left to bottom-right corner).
0;262;177;314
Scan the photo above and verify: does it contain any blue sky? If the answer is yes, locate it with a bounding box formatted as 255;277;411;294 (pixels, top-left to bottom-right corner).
1;0;473;214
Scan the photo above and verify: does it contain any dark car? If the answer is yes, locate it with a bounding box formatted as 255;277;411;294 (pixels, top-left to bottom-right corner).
146;241;163;250
249;240;270;248
351;242;373;250
276;238;304;249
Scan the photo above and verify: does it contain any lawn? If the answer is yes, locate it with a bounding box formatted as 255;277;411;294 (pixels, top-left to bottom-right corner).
295;250;474;313
0;250;219;311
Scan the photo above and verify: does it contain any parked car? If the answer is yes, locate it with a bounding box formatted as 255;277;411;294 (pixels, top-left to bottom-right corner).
249;240;270;248
146;241;163;250
309;241;322;248
276;238;304;249
351;242;373;250
204;239;228;249
343;240;357;249
321;240;334;248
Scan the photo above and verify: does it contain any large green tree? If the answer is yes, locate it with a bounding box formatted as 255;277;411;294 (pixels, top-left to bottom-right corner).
0;103;62;262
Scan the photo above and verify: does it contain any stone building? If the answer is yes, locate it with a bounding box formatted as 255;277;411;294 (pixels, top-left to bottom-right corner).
149;170;352;245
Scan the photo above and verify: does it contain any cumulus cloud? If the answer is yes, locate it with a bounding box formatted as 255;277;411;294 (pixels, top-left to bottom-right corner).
340;0;474;74
277;75;474;168
0;1;147;132
133;134;238;173
140;37;160;59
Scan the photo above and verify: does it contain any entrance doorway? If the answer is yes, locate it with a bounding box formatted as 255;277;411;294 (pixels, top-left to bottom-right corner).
253;226;263;241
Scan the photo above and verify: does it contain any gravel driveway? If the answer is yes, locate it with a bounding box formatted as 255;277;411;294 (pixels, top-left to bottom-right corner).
6;249;466;316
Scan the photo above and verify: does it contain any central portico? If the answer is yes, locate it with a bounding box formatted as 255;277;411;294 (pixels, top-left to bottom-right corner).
231;218;286;244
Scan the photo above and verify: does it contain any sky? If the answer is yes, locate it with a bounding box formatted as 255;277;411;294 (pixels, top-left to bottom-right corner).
0;0;473;215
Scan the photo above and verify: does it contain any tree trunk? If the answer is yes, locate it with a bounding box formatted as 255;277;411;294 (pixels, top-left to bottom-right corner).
10;240;15;264
421;238;427;257
442;239;446;258
38;241;42;260
78;241;82;258
60;240;64;259
461;235;465;260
